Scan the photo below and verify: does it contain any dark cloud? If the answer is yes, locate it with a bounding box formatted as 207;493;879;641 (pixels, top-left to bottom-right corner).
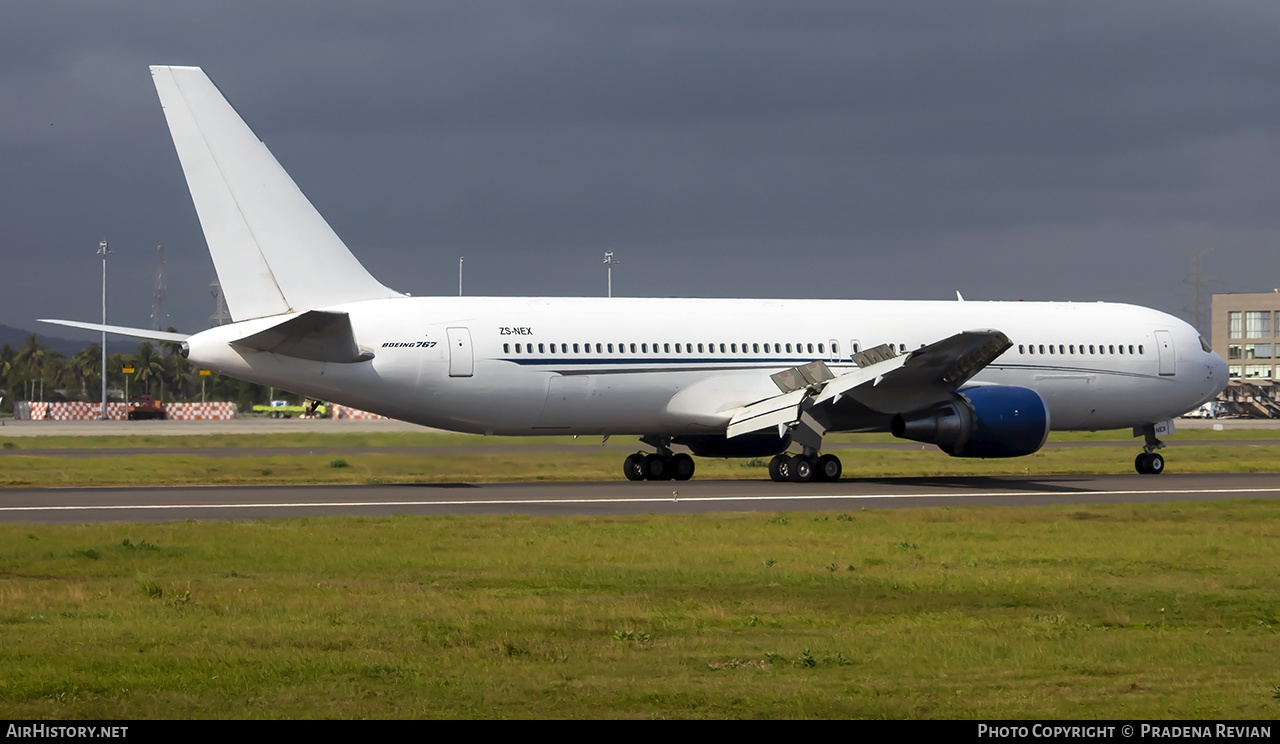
3;1;1280;338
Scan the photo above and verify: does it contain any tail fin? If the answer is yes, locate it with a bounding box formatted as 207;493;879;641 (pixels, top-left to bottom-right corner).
150;65;401;322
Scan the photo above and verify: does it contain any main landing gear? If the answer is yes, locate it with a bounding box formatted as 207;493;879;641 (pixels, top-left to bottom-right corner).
623;436;695;481
768;452;843;483
1134;423;1167;475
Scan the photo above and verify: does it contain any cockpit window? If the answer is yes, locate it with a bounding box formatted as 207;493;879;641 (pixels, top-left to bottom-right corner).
1200;336;1212;353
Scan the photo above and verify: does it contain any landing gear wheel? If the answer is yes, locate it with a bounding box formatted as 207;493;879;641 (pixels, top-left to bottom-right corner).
1146;452;1164;475
623;453;646;481
643;454;671;481
671;453;695;481
815;454;842;482
1134;453;1149;475
769;454;792;482
790;456;815;483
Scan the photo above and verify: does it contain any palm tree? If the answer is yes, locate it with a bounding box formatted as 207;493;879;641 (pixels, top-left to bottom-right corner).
71;345;102;400
133;342;166;396
14;335;46;399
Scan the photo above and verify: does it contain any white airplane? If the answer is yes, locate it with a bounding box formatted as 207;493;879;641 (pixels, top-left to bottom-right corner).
42;66;1228;482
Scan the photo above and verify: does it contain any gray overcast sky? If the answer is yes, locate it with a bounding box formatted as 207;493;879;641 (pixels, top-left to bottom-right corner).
4;1;1279;339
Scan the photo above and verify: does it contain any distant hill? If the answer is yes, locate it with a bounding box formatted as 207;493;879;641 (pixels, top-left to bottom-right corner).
0;324;136;356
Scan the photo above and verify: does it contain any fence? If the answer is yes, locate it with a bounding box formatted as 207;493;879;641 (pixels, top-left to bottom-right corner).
13;401;238;421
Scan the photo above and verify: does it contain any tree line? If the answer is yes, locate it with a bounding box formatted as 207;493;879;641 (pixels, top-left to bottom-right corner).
0;333;289;414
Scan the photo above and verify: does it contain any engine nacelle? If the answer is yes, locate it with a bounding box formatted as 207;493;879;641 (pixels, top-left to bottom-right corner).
674;432;792;459
891;385;1049;458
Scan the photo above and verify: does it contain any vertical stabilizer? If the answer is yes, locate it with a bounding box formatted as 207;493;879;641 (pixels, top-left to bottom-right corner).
151;65;402;321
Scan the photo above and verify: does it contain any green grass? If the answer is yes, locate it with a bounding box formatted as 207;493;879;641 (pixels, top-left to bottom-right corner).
2;502;1279;718
2;444;1278;487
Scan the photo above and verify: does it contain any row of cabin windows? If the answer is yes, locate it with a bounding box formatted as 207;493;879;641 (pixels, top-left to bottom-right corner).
1018;343;1143;356
504;341;838;356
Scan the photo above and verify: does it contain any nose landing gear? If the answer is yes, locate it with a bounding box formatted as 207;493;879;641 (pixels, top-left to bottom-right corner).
1134;422;1168;475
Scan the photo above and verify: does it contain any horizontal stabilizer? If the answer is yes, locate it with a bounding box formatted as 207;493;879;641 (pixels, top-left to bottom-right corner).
230;310;371;363
37;319;188;343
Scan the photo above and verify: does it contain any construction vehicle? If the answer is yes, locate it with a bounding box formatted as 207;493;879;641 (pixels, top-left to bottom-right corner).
127;394;166;420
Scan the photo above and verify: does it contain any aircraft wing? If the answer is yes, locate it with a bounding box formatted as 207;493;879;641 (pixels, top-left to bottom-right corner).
727;330;1012;439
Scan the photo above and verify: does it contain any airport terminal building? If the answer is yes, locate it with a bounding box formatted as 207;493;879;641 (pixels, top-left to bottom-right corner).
1210;291;1280;417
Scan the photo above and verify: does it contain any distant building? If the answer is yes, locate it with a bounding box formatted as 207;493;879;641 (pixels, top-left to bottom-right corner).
1211;291;1280;381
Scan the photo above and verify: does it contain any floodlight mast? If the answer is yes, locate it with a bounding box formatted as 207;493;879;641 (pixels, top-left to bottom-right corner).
603;252;620;298
97;240;111;420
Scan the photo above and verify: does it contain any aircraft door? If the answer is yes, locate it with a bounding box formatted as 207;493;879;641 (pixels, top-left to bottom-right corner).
446;327;474;377
1154;330;1175;376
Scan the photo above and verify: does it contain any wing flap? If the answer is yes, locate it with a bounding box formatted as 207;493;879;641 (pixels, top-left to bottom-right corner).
725;330;1011;438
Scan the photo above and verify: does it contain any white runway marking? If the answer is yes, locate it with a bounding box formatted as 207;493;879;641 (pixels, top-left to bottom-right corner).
3;486;1279;512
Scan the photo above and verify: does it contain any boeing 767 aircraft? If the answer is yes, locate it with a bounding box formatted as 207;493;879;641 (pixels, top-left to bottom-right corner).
42;66;1228;482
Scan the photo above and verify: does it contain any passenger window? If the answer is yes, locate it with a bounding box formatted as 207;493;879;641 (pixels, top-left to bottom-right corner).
807;343;814;354
573;343;579;353
503;343;510;353
1019;344;1024;354
819;343;825;354
1108;345;1114;354
663;343;670;353
832;342;839;355
785;343;792;353
731;344;737;353
752;343;759;353
698;343;704;353
1069;345;1074;354
1039;345;1045;354
596;343;602;353
1089;345;1094;354
538;343;545;353
1049;345;1055;355
1129;345;1135;354
1139;345;1144;354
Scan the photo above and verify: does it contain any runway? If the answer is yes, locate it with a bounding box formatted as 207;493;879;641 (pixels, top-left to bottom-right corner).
2;472;1277;524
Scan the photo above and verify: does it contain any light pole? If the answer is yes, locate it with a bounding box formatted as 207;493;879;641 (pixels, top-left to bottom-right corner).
459;257;464;296
97;239;111;420
603;251;620;298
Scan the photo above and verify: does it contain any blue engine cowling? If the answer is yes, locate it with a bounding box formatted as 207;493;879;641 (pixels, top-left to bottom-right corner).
890;385;1050;458
673;431;792;459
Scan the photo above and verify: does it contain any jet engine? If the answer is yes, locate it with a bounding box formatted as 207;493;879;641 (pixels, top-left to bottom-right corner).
674;431;792;459
890;385;1049;458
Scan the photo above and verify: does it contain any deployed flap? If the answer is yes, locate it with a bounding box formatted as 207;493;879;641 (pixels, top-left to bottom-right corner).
845;330;1011;413
726;389;809;440
230;310;371;363
726;330;1011;438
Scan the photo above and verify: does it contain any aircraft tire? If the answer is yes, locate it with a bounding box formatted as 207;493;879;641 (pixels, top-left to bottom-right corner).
816;454;842;482
1134;453;1149;474
671;453;695;481
643;454;671;481
769;454;791;482
1146;452;1164;475
790;456;815;483
623;453;646;481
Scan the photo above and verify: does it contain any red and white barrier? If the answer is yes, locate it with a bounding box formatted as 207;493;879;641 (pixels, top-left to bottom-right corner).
330;404;388;420
13;401;238;421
